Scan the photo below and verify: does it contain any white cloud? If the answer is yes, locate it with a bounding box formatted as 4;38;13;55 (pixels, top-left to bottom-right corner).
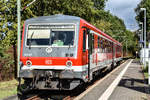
105;0;141;30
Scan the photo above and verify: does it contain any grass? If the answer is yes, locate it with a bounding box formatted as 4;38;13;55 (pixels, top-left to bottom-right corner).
0;79;18;99
144;72;148;79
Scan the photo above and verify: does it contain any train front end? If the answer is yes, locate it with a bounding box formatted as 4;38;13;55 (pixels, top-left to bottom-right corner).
19;15;87;90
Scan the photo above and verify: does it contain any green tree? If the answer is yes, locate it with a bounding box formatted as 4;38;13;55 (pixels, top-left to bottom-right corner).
135;0;150;41
92;0;107;10
0;0;108;79
0;0;137;80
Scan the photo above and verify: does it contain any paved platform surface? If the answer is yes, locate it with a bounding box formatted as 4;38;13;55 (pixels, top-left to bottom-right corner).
78;59;150;100
109;59;150;100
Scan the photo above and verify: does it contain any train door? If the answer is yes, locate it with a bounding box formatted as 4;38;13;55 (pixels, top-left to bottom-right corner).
82;28;92;81
83;29;96;81
82;29;87;65
88;30;95;81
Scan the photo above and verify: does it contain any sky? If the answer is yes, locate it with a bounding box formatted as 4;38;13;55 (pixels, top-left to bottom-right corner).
105;0;141;31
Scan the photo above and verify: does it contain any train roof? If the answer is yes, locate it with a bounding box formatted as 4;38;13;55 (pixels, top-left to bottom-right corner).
25;14;80;23
81;19;122;46
80;19;122;46
25;14;122;46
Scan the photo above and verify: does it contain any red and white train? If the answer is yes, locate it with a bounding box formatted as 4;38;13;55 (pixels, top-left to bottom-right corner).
19;14;122;90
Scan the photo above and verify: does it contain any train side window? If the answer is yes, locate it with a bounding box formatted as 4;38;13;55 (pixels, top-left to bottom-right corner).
83;30;86;52
99;37;101;52
108;41;111;53
106;40;108;53
101;38;103;52
91;34;94;52
110;42;112;53
98;37;100;48
104;40;106;53
103;39;106;53
107;41;109;53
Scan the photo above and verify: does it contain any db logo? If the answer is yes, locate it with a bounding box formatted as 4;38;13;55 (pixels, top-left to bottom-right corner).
46;47;52;53
45;60;52;64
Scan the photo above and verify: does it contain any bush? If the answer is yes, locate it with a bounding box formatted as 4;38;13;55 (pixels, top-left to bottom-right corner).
0;47;15;81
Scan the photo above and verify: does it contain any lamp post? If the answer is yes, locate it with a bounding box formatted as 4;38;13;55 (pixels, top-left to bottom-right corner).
139;22;143;64
140;8;146;68
138;30;143;63
139;22;143;48
17;0;21;78
139;30;142;48
17;0;37;78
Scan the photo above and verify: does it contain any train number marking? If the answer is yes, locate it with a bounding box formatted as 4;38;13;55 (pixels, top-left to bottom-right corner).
45;60;52;64
24;53;32;56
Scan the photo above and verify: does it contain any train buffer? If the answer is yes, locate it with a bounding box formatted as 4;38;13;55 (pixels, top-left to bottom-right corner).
75;59;150;100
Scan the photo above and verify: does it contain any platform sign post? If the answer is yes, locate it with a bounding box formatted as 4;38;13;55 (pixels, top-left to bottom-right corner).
149;50;150;85
148;43;150;85
17;0;21;78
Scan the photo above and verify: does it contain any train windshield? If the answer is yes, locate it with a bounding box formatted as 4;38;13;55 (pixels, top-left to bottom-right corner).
26;24;75;46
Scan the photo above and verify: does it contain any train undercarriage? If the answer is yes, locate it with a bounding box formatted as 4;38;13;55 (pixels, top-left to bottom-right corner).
18;69;85;94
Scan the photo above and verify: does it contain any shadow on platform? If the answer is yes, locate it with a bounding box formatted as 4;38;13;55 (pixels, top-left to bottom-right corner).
118;78;150;94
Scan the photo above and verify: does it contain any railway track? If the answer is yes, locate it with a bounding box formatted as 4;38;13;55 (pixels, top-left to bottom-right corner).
63;96;71;100
18;90;74;100
18;60;126;100
26;95;71;100
26;95;40;100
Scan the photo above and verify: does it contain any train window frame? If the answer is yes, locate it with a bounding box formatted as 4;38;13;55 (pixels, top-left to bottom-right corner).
83;30;86;52
25;23;77;48
92;34;94;50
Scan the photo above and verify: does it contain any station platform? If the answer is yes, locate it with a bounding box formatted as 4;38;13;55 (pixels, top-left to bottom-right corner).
76;59;150;100
109;59;150;100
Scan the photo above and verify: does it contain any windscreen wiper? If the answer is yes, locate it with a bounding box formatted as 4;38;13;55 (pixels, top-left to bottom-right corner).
29;32;34;49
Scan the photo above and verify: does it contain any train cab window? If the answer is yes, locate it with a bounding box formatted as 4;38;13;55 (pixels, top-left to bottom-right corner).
27;29;51;45
51;29;75;46
26;25;75;46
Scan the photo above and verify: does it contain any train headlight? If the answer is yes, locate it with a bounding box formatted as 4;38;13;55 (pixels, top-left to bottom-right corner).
66;61;72;67
26;60;32;67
